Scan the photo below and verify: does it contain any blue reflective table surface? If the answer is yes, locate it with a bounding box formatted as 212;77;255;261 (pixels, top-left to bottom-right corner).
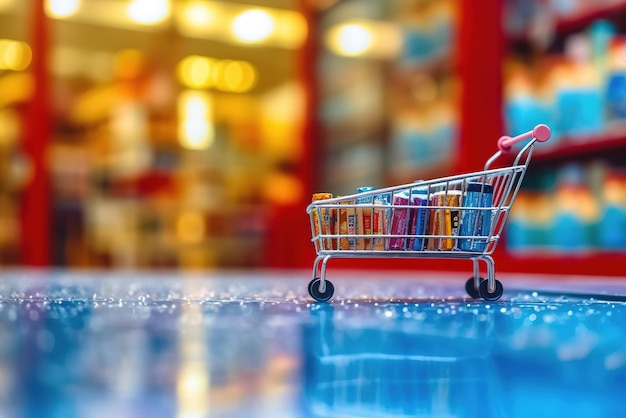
1;270;625;418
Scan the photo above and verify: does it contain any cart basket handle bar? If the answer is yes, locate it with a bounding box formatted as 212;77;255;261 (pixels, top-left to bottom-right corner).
497;124;551;152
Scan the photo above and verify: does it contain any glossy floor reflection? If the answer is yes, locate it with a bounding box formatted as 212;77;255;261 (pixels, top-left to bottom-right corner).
0;271;625;417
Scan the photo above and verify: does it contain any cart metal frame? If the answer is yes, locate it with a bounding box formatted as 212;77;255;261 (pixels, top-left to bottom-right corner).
306;125;551;301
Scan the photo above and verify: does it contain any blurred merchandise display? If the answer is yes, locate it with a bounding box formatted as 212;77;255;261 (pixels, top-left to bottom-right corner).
503;0;626;143
313;0;626;274
507;162;626;253
0;0;308;269
501;0;626;264
317;0;459;195
2;0;625;273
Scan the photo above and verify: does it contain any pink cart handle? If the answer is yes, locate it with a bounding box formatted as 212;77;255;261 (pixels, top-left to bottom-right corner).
497;124;551;152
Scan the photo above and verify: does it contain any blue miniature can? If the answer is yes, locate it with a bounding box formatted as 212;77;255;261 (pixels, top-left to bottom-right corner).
459;182;494;252
356;186;375;197
408;188;429;251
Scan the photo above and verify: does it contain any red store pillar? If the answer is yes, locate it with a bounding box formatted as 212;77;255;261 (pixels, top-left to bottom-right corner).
20;0;51;266
455;0;504;174
263;0;318;269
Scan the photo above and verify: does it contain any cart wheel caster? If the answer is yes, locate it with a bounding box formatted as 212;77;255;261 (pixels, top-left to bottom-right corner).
308;278;334;302
479;279;504;301
465;277;481;299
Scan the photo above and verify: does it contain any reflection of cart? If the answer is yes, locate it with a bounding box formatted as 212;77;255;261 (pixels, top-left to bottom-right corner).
303;303;502;418
306;125;551;301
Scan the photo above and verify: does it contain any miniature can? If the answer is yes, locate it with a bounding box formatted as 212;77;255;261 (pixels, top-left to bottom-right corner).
389;191;410;250
339;199;357;250
427;190;461;250
311;193;333;251
356;186;375;250
408;188;429;251
372;193;390;250
459;182;494;252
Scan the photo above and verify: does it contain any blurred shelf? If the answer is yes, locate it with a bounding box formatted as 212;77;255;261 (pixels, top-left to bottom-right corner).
497;249;626;277
553;1;626;33
533;125;626;164
506;1;626;40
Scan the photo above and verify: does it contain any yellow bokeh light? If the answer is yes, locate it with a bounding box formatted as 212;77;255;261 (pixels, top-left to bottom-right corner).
222;60;256;93
177;55;257;93
183;96;209;119
209;59;227;88
180;1;215;28
325;20;401;58
175;3;306;49
276;11;308;49
188;57;211;88
327;23;373;56
177;55;215;89
45;0;81;18
178;90;214;150
222;61;243;91
0;40;32;71
179;118;213;150
231;9;274;43
127;0;170;25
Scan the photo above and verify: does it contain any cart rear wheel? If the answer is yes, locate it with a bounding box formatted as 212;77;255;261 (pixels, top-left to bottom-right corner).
479;279;504;301
465;277;481;299
308;278;334;302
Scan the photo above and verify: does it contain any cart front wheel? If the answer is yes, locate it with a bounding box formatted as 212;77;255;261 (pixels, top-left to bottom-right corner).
308;278;334;302
479;279;504;301
465;277;482;299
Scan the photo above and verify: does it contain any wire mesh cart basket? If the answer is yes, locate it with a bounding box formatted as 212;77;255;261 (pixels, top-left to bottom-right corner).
306;124;552;302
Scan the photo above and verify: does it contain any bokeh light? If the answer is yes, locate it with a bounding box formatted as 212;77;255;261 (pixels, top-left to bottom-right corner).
327;23;372;56
177;55;257;93
231;9;275;43
177;90;215;150
179;1;215;28
0;39;32;71
127;0;170;25
177;55;215;89
45;0;81;18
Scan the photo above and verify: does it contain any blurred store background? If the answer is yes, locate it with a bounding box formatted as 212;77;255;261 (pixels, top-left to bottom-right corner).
0;0;625;275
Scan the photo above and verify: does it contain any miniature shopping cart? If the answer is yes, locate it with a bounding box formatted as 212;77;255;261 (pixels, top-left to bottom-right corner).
306;124;551;302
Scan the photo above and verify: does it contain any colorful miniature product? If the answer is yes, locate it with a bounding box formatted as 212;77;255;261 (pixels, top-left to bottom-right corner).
306;124;551;302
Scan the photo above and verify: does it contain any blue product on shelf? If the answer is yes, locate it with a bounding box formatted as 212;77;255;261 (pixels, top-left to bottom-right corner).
431;121;456;160
459;182;494;252
551;212;588;251
555;88;604;137
401;27;431;62
606;71;626;120
551;164;593;251
599;205;626;249
504;96;557;144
